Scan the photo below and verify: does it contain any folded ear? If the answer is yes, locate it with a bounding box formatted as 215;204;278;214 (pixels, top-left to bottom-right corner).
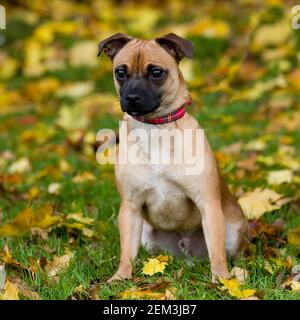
155;33;194;61
98;33;133;60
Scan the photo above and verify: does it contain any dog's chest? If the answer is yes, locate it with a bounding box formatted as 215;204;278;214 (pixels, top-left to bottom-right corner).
134;166;201;231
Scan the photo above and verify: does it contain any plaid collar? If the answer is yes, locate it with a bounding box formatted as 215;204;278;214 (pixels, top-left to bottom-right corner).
131;97;192;125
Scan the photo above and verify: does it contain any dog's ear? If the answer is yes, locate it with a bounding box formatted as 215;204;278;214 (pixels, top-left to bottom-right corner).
155;33;194;61
98;33;133;60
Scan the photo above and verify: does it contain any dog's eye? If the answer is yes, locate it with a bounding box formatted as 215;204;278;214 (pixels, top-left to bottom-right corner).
151;68;164;79
115;69;126;80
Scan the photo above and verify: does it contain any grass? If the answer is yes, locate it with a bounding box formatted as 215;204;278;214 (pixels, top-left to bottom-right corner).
0;91;299;300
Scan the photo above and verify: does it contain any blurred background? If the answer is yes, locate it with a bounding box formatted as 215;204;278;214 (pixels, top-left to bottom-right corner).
0;0;300;300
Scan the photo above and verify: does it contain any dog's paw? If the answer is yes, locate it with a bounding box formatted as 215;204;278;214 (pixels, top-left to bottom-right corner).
107;272;132;284
211;271;230;284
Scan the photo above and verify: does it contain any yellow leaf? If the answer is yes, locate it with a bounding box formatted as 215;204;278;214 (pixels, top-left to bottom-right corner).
188;19;230;38
69;41;98;67
121;287;165;300
56;104;89;131
66;213;94;225
7;275;40;300
59;159;72;173
25;187;40;201
56;82;94;99
291;281;300;292
8;157;31;174
219;278;256;299
82;228;95;238
267;170;293;185
252;20;291;52
0;280;20;300
142;258;168;276
72;172;96;183
0;205;62;237
238;188;290;220
288;226;300;246
156;255;171;263
47;182;61;195
244;139;266;151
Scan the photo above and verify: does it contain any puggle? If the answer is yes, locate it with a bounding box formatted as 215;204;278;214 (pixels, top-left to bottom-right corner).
98;33;248;283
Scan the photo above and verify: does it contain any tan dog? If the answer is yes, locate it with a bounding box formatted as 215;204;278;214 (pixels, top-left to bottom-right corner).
98;33;248;283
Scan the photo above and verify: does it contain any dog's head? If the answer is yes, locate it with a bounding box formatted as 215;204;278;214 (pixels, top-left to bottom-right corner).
98;33;194;117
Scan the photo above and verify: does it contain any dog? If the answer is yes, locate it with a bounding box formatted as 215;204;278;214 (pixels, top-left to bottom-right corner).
98;33;248;283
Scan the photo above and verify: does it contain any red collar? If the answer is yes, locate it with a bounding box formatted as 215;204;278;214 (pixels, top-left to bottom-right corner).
131;97;192;125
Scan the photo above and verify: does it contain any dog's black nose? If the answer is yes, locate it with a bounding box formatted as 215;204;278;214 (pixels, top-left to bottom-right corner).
126;94;141;104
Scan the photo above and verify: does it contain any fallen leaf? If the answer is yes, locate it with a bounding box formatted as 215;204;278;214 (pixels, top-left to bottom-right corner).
238;188;290;219
0;245;37;277
267;170;293;185
72;172;96;183
8;157;31;174
25;186;40;200
69;41;98;67
142;257;168;276
156;255;171;263
56;82;94;99
0;205;62;237
46;249;73;279
47;182;61;195
219;278;256;299
121;287;165;300
291;281;300;292
7;275;40;300
0;280;20;300
244;139;266;151
230;267;249;284
252;20;291;51
66;213;94;225
56;104;89;131
288;226;300;247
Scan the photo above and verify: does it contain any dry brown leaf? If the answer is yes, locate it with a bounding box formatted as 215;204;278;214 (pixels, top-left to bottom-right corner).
46;249;73;279
230;267;249;284
0;245;37;277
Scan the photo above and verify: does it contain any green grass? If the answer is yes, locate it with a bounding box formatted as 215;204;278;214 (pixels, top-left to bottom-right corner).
0;91;299;300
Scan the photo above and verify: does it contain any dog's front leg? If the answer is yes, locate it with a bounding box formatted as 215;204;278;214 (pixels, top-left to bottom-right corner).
108;201;143;283
201;200;230;283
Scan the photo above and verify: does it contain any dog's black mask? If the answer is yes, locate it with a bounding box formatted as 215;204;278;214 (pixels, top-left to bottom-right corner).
119;78;162;116
116;65;165;116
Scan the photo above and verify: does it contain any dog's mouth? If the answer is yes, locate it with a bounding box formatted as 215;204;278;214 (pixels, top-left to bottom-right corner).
126;108;158;117
122;103;161;117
